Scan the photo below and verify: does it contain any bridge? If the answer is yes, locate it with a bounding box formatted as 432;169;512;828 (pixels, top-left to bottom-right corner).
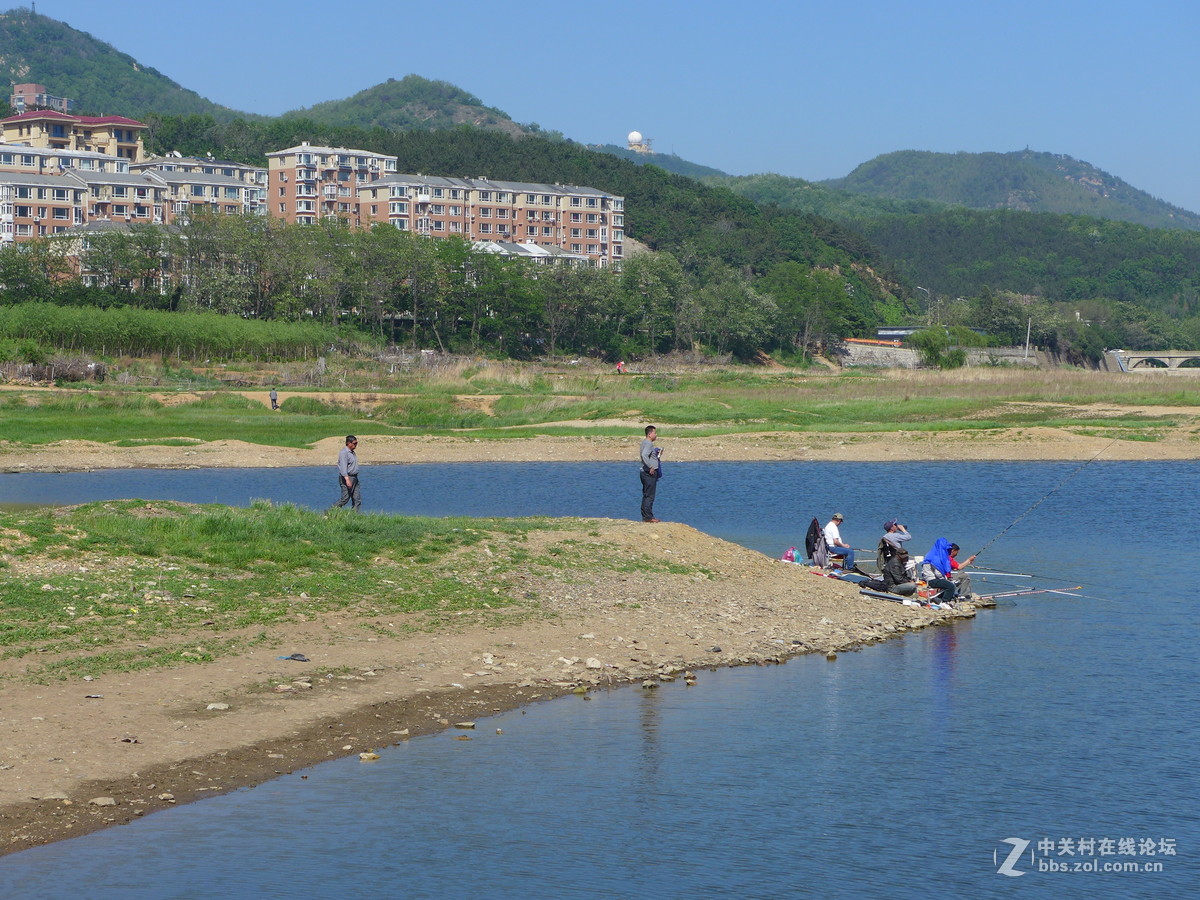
1109;350;1200;372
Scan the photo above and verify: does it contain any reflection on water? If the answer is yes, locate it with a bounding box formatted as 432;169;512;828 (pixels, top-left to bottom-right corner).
0;461;1196;898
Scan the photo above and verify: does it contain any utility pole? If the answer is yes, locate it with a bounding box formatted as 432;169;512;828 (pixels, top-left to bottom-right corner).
1024;317;1032;359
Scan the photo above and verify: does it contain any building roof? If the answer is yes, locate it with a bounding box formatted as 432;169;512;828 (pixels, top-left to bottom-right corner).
366;173;620;199
267;144;396;159
69;171;165;188
473;240;589;261
0;171;87;188
0;111;147;128
150;170;249;188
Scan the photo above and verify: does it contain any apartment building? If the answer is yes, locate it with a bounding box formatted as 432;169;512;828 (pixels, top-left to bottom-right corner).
358;173;625;266
266;143;398;226
1;111;148;161
0;171;87;242
9;83;75;115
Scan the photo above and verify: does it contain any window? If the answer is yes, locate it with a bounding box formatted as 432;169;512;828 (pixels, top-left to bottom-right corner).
587;214;598;223
113;205;127;215
53;208;69;220
430;204;445;215
433;188;444;198
390;201;408;214
391;186;407;198
527;225;538;234
225;187;240;199
53;189;69;201
541;195;551;204
542;227;552;236
449;205;461;216
192;185;205;197
496;208;508;218
479;223;490;234
570;198;581;207
587;229;597;238
570;213;581;222
614;215;624;225
571;228;580;237
479;207;491;217
587;199;598;208
497;224;509;235
450;189;461;199
479;191;491;201
571;243;581;252
432;220;445;231
394;220;408;230
587;244;597;253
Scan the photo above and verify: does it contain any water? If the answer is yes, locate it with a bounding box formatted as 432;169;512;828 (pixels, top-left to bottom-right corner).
0;461;1196;898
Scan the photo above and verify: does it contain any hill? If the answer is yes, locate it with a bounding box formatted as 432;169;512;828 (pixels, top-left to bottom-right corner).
821;149;1200;231
0;8;249;120
279;76;528;136
589;144;728;179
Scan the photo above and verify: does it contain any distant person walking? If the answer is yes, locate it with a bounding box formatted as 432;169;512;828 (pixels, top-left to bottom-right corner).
269;387;279;410
331;435;361;511
616;360;625;374
639;425;662;522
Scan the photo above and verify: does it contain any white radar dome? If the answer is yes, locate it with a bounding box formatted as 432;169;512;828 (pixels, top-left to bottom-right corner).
627;131;643;144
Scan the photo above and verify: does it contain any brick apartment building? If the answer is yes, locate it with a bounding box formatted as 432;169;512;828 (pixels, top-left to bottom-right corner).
9;83;75;115
1;122;625;265
357;173;625;265
266;143;398;227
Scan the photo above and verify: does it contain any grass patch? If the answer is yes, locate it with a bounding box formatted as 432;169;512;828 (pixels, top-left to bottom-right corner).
0;501;563;681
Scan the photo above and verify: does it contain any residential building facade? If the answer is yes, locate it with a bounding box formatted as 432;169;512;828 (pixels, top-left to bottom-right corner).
267;143;398;226
358;173;624;266
9;83;75;115
1;111;148;161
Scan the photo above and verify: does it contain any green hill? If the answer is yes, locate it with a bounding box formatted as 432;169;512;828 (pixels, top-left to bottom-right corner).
279;76;527;136
0;8;250;120
821;149;1200;231
589;144;728;179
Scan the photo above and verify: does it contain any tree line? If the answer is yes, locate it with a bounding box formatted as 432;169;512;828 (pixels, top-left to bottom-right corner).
0;212;899;361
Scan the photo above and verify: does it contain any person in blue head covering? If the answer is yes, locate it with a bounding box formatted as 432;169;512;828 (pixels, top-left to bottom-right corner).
920;537;958;601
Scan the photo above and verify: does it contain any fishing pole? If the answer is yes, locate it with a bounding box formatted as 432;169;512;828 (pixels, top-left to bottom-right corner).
972;439;1118;562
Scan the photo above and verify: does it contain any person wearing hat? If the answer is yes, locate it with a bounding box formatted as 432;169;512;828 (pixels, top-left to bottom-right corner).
331;434;361;511
877;518;912;570
881;519;912;553
822;513;856;571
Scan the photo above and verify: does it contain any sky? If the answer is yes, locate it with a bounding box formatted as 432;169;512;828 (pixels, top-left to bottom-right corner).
22;0;1200;211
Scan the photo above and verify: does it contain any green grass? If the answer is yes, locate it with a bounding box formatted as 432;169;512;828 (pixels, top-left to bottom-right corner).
0;502;688;682
1;365;1196;448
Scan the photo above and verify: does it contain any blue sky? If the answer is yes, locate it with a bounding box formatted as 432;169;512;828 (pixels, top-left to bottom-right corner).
27;0;1200;211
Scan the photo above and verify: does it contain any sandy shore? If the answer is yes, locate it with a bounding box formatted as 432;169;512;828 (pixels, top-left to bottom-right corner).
0;511;989;856
3;417;1199;478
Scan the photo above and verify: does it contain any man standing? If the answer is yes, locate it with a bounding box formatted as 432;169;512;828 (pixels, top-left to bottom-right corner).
639;425;661;523
823;512;856;571
269;387;279;410
331;435;361;511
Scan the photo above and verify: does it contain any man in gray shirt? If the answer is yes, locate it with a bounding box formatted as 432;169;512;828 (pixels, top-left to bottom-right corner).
639;425;661;522
331;434;361;511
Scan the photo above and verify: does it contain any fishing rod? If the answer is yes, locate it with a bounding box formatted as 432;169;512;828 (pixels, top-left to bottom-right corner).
972;439;1118;562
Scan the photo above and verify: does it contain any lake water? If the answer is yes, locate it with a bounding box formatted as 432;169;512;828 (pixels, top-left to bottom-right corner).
0;460;1196;898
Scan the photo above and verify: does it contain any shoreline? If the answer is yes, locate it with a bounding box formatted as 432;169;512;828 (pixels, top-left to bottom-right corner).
0;516;987;856
3;422;1200;477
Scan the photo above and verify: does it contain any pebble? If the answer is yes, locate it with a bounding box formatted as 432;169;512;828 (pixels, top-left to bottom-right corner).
454;722;476;729
359;752;380;761
88;797;118;807
205;703;230;711
158;793;175;801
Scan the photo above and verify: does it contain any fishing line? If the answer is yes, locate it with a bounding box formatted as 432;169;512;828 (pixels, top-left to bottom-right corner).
973;439;1118;562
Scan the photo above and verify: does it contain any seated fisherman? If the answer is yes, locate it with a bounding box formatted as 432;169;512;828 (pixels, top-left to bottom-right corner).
823;513;858;572
948;543;976;597
881;547;917;596
920;538;960;602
